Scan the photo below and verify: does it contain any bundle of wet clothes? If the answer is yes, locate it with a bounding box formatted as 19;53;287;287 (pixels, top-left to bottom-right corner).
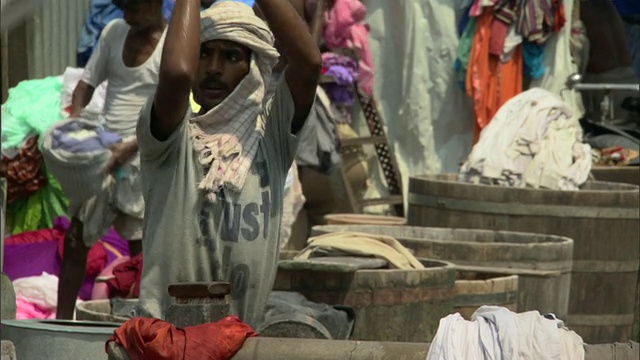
459;88;592;190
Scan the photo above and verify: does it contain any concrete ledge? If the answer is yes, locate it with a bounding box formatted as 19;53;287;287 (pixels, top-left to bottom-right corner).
232;338;429;360
109;337;639;360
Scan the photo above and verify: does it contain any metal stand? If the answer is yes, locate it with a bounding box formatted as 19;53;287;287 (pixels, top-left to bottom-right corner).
564;73;640;125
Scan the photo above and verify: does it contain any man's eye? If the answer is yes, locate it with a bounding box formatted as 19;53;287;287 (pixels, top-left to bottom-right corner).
226;51;241;62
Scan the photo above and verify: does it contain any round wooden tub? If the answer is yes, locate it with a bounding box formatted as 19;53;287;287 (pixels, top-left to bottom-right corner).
311;225;572;321
407;174;639;343
273;258;455;343
455;271;519;320
591;166;640;186
324;214;406;226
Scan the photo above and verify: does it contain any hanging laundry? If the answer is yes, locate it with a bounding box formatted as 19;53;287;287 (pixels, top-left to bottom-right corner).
107;316;258;360
460;88;592;191
493;0;566;44
454;17;478;89
522;41;546;79
489;17;509;56
501;24;523;62
323;0;375;96
470;0;500;17
466;10;523;139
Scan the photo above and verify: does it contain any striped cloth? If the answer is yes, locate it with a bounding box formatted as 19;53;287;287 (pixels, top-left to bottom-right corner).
189;1;280;200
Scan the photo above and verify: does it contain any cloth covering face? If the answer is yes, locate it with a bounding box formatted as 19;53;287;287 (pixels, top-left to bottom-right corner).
191;2;280;201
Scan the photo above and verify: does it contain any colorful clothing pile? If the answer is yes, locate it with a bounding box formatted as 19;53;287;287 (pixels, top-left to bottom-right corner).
5;169;68;235
3;216;130;309
13;272;59;319
1;136;48;204
2;75;70;234
592;146;640;166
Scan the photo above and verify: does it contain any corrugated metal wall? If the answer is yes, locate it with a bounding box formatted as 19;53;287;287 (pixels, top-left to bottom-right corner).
1;0;90;101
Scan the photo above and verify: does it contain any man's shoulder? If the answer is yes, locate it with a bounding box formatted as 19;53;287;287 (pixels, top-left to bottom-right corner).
102;19;129;39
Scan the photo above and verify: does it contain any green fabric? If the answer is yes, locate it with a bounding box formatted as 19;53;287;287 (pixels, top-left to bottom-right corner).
6;168;68;234
456;17;477;88
1;76;64;151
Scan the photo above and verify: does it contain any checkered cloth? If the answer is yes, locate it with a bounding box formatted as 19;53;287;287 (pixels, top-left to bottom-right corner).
190;1;280;200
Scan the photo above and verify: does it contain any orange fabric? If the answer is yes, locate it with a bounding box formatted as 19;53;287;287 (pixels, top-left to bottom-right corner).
466;11;523;142
106;316;258;360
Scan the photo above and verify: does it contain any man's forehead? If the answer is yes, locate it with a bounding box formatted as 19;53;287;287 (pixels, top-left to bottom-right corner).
201;40;249;51
112;0;154;9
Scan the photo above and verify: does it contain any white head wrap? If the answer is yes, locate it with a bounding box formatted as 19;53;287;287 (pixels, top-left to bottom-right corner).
190;1;280;200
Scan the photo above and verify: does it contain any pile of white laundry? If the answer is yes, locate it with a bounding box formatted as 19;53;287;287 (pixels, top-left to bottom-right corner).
460;88;592;191
426;306;585;360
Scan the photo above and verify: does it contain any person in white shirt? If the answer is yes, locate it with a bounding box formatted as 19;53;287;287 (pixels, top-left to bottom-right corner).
57;0;167;319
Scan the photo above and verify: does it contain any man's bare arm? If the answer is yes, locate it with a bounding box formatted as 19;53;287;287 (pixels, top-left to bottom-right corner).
308;0;326;46
70;81;95;117
256;0;322;133
151;0;201;141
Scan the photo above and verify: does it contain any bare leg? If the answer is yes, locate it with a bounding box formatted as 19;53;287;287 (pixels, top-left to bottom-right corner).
56;217;89;320
129;240;142;257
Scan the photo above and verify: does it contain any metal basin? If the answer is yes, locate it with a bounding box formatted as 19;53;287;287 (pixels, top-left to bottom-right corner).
1;319;119;360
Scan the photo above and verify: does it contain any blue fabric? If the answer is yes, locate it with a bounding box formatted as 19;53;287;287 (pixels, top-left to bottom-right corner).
76;0;176;67
457;4;472;37
523;41;545;79
77;0;123;67
612;0;640;17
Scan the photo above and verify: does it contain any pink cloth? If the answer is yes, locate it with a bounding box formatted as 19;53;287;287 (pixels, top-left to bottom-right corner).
16;297;55;320
323;0;374;96
91;256;131;300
